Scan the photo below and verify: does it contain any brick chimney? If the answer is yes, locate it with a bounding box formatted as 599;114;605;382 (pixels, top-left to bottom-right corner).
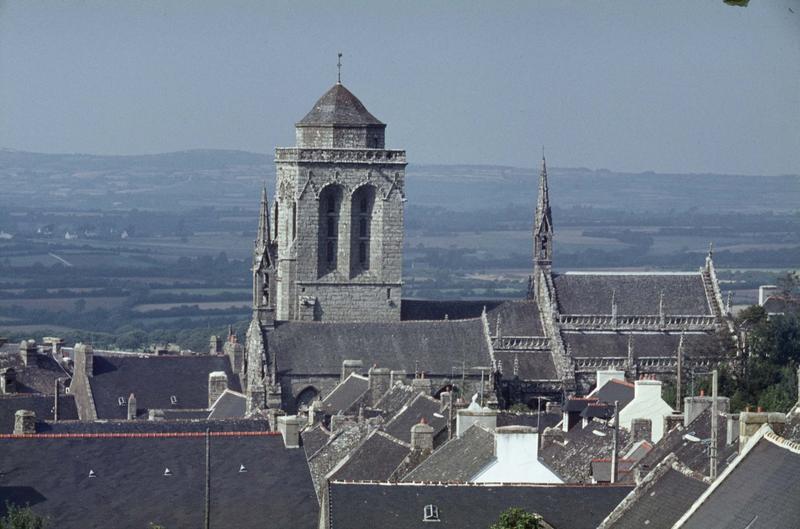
410;418;434;452
14;410;36;435
341;359;363;382
411;374;433;396
390;370;407;386
368;366;391;405
278;415;301;448
208;371;228;408
631;418;652;443
73;343;94;377
456;397;496;437
127;393;137;420
739;411;786;451
19;340;37;367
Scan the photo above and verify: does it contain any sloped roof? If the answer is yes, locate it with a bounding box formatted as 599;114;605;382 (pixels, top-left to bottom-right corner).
374;382;422;418
676;431;800;528
88;354;241;419
402;424;495;482
329;430;409;482
35;417;268;434
208;389;247;419
270;319;491;376
594;379;635;409
327;481;632;529
496;411;562;431
599;455;708;529
322;373;369;414
297;83;383;127
304;421;373;500
0;394;78;433
553;273;711;315
401;299;502;321
540;421;631;483
0;432;316;529
383;393;448;445
563;331;720;359
0;349;67;394
494;351;557;380
635;408;738;477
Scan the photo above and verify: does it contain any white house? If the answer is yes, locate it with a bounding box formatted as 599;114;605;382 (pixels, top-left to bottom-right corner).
618;378;674;443
472;426;563;484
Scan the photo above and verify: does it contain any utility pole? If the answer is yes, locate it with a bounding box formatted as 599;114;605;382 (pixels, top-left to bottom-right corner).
204;428;211;529
710;370;718;481
611;400;619;484
676;333;684;412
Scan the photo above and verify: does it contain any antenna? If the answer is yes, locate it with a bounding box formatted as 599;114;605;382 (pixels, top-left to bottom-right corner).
337;52;343;84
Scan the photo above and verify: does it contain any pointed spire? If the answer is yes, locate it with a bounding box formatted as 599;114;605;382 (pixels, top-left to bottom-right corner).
533;148;553;266
256;185;271;249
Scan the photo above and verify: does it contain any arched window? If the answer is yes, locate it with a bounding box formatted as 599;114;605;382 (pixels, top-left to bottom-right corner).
351;186;375;273
273;201;279;241
319;185;342;273
295;386;319;410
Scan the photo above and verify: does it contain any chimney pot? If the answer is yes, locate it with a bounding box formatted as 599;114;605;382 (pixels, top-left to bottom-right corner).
14;409;36;435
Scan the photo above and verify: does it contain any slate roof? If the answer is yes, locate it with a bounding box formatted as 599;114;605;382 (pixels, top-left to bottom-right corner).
0;394;78;433
563;331;720;359
329;429;409;482
553;273;711;315
0;349;67;394
88;354;241;419
635;408;738;477
207;389;247;419
321;373;369;414
35;417;268;434
270;319;491;376
599;455;708;529
0;432;316;529
305;421;373;500
676;431;800;529
383;393;448;445
401;299;544;336
540;421;631;483
593;379;635;409
297;83;384;127
302;424;331;461
374;382;422;418
401;299;502;321
496;411;562;431
581;403;615;420
494;351;558;380
402;424;495;482
327;481;633;529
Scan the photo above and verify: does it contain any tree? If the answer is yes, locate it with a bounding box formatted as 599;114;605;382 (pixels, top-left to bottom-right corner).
0;503;47;529
490;507;545;529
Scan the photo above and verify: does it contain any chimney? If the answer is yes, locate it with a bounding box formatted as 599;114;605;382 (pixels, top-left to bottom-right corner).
73;343;94;378
411;375;433;396
19;340;37;367
410;418;434;452
277;415;301;448
738;411;787;451
148;409;166;421
209;335;220;355
456;397;497;437
540;426;565;451
1;367;17;394
596;369;625;391
390;370;407;386
368;366;391;405
14;410;36;435
631;418;652;443
726;413;740;446
208;371;228;408
439;391;452;413
223;340;244;375
684;395;730;427
545;401;562;415
341;359;364;382
127;393;137;420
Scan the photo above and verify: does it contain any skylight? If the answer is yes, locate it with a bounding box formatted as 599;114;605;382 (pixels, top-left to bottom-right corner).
423;504;440;522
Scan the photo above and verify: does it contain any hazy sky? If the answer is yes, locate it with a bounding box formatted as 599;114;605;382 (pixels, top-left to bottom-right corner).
1;1;798;175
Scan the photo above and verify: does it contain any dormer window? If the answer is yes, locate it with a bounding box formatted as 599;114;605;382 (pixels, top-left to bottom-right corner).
423;504;440;522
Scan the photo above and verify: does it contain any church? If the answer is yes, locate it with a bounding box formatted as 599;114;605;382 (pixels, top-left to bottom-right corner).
239;80;735;413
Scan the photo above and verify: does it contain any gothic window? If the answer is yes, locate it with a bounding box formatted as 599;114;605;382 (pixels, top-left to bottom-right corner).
540;236;548;258
292;201;297;240
319;185;342;273
351;186;375;273
273;201;279;241
261;274;269;305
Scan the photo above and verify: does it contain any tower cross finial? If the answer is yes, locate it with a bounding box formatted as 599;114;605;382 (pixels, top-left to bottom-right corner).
337;52;342;84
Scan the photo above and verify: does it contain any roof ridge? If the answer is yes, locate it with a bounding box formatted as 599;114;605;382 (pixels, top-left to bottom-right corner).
0;431;279;439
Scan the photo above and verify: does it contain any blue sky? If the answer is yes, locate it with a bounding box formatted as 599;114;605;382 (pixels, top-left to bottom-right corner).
1;0;798;175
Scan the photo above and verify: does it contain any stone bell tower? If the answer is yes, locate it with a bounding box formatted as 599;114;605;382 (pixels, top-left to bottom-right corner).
273;80;406;322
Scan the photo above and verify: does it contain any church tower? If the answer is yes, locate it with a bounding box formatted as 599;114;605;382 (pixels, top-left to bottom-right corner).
273;80;406;321
531;154;553;299
252;186;277;327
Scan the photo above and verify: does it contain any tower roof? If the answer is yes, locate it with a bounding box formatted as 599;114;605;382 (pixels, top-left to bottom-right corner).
297;83;384;127
534;155;552;236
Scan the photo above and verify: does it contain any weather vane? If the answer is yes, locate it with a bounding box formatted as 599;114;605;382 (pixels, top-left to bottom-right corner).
337;52;342;84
